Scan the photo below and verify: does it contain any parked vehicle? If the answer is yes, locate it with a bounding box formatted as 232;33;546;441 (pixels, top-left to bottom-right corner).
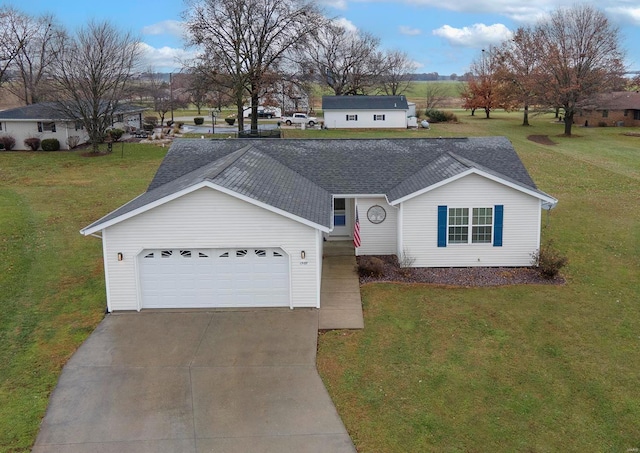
282;113;318;126
242;106;281;119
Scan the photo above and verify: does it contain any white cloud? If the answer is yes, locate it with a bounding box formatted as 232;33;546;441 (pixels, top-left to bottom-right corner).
399;25;422;36
606;6;640;26
333;17;358;33
432;23;513;48
321;0;348;9
138;43;196;72
142;20;185;38
353;0;633;23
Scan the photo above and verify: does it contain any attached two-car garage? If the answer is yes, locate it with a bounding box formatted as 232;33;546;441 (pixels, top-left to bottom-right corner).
138;247;290;309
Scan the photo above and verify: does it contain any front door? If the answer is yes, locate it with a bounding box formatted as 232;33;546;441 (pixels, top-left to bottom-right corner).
330;198;352;238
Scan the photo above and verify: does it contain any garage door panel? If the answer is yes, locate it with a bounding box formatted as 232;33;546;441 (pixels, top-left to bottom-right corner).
139;248;290;309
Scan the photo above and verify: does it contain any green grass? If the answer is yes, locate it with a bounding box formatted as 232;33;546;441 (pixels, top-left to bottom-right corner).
0;143;167;451
0;112;639;451
403;80;466;100
316;112;640;451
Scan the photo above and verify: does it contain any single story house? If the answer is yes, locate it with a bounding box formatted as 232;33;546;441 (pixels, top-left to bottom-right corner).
578;91;640;127
322;95;410;129
81;137;557;312
0;102;146;150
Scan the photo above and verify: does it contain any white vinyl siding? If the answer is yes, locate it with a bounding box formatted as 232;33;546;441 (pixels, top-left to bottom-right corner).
401;173;542;267
355;197;397;255
102;187;319;311
0;120;89;150
323;109;407;128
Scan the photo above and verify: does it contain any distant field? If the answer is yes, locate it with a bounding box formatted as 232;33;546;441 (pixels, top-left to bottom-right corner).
404;80;466;100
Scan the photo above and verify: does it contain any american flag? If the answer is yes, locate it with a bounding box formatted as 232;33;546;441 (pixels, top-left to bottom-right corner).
353;206;361;248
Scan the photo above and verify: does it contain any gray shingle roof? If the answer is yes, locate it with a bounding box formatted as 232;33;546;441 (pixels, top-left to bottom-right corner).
83;137;554;233
0;102;145;121
322;96;409;111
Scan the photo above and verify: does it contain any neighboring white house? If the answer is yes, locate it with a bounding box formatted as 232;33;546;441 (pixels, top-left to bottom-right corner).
0;102;145;150
81;137;557;312
322;95;410;129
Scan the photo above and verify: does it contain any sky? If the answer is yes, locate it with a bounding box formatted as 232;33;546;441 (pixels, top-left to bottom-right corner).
5;0;640;76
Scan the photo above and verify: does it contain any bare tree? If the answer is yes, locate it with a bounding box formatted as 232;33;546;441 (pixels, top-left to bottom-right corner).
184;0;323;131
535;4;625;136
495;26;545;126
4;10;63;105
306;23;385;95
49;21;141;153
379;50;416;96
424;83;449;109
0;7;28;86
141;71;173;126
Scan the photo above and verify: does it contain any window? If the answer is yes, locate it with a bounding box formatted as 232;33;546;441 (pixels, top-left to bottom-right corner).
448;208;469;244
602;110;609;118
634;110;640;120
0;122;3;131
116;114;124;123
37;122;56;133
472;207;493;243
75;120;84;131
447;207;493;244
346;114;358;121
334;198;346;226
373;114;385;121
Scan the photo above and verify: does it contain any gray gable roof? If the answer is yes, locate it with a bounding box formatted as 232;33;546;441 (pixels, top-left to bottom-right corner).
0;102;145;121
83;137;554;233
322;96;409;111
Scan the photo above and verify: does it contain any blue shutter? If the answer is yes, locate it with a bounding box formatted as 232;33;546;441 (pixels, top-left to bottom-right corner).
437;205;447;247
493;205;503;247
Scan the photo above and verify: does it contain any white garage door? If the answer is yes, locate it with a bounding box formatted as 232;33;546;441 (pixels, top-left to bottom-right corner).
139;248;290;308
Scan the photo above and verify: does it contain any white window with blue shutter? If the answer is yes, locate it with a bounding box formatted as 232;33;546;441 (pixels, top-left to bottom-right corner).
437;205;503;247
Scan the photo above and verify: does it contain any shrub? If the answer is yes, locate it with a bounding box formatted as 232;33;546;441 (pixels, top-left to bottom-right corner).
358;256;385;278
598;121;607;127
225;117;236;125
531;242;568;279
144;116;158;127
24;137;41;151
194;117;204;125
41;138;60;151
444;111;458;122
424;108;448;123
108;128;124;142
0;135;16;150
143;124;154;132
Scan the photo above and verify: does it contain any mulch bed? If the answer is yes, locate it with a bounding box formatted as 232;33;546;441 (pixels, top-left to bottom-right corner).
357;255;565;287
527;135;557;146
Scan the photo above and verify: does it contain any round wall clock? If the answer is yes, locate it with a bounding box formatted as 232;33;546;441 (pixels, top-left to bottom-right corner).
367;205;386;224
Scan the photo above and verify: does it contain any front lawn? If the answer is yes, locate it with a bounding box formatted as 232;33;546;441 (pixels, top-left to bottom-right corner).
0;143;167;451
317;113;640;451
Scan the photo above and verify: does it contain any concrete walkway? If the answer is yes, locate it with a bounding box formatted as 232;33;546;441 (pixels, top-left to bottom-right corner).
319;241;364;330
33;310;356;453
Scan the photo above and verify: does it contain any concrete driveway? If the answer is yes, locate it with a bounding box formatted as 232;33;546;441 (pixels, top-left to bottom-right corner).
33;309;355;453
